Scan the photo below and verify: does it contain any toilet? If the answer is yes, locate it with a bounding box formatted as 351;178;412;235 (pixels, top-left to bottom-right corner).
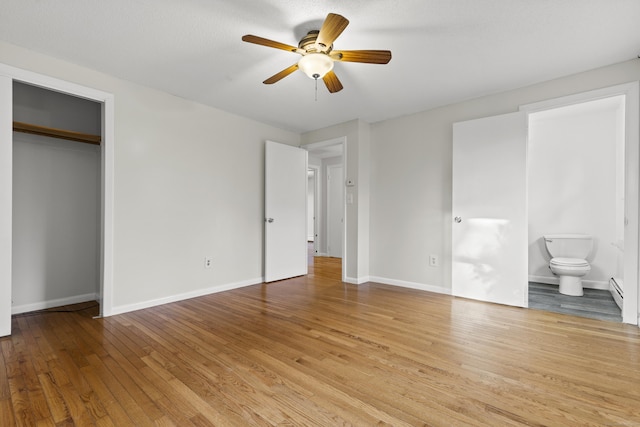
543;234;593;296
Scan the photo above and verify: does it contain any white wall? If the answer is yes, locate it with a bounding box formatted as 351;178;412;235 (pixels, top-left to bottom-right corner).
369;110;452;292
0;41;299;316
12;136;101;311
320;156;342;255
368;59;640;296
308;154;322;168
528;97;623;287
307;171;314;241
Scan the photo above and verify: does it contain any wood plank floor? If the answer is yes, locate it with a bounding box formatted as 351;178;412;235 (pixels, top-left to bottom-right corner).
2;258;640;426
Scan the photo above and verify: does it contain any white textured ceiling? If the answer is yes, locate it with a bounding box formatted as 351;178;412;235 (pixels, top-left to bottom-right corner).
1;0;639;133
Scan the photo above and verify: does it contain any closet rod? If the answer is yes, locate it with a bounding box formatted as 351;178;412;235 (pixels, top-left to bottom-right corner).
13;121;101;145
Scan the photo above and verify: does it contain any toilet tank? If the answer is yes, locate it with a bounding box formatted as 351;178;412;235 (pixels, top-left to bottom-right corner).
543;234;593;259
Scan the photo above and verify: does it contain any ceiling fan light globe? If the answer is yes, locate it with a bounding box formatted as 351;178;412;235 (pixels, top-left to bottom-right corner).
298;53;334;79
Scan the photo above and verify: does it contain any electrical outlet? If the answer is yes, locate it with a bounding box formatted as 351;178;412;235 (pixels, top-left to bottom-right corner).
204;257;213;268
429;254;439;267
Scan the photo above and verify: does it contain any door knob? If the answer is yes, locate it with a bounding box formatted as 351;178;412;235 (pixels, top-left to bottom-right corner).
454;216;462;223
266;218;274;223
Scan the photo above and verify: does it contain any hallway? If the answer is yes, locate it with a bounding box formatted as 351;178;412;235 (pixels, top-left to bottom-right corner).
307;242;341;281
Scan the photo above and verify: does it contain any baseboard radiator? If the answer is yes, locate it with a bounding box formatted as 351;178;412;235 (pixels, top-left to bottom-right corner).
609;277;623;310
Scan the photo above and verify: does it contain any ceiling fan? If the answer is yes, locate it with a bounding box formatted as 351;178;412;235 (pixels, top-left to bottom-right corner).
242;13;392;93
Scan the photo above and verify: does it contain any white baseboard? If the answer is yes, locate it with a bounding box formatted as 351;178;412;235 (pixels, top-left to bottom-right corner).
12;292;99;315
528;275;609;290
344;276;369;285
110;277;264;316
368;276;451;295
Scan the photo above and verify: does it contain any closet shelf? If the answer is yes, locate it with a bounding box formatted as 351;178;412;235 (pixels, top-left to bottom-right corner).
13;121;101;145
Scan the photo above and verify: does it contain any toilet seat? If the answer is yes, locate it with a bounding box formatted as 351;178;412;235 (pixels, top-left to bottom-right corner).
550;257;589;267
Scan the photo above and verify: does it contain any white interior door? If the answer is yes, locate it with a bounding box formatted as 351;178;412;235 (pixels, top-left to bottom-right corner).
327;164;343;258
265;141;308;282
452;111;528;307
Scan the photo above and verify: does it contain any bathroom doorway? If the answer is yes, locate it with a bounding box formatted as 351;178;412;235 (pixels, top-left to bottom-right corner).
523;84;638;323
452;82;638;325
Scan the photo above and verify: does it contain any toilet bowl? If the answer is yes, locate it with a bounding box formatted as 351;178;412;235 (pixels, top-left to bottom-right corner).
544;234;593;297
549;257;591;296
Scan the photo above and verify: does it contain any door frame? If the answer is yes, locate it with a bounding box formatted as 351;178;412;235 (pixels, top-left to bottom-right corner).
0;63;115;334
304;137;347;282
520;82;640;325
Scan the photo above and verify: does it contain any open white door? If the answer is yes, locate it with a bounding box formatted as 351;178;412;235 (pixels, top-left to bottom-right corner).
452;111;528;307
265;141;308;282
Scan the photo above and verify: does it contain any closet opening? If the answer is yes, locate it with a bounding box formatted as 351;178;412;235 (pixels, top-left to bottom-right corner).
12;81;102;316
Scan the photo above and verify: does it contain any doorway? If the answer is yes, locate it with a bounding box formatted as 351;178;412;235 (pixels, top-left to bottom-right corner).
0;64;114;337
304;138;346;280
12;82;102;315
452;82;639;325
521;82;639;325
527;95;625;322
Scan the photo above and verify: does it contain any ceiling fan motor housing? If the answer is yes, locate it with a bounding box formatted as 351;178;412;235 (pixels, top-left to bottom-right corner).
299;30;332;53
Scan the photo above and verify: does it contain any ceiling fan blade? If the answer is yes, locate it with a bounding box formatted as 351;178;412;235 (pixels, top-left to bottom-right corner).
242;35;300;54
263;64;299;84
316;13;349;49
322;70;343;93
331;50;392;64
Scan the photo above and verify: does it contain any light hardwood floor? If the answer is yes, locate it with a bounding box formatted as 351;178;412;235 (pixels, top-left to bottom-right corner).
2;257;640;426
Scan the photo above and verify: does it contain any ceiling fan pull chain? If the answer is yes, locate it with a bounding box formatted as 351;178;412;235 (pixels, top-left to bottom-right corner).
314;76;318;101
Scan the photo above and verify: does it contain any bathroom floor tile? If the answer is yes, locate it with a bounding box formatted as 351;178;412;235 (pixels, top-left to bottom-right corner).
528;282;622;323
